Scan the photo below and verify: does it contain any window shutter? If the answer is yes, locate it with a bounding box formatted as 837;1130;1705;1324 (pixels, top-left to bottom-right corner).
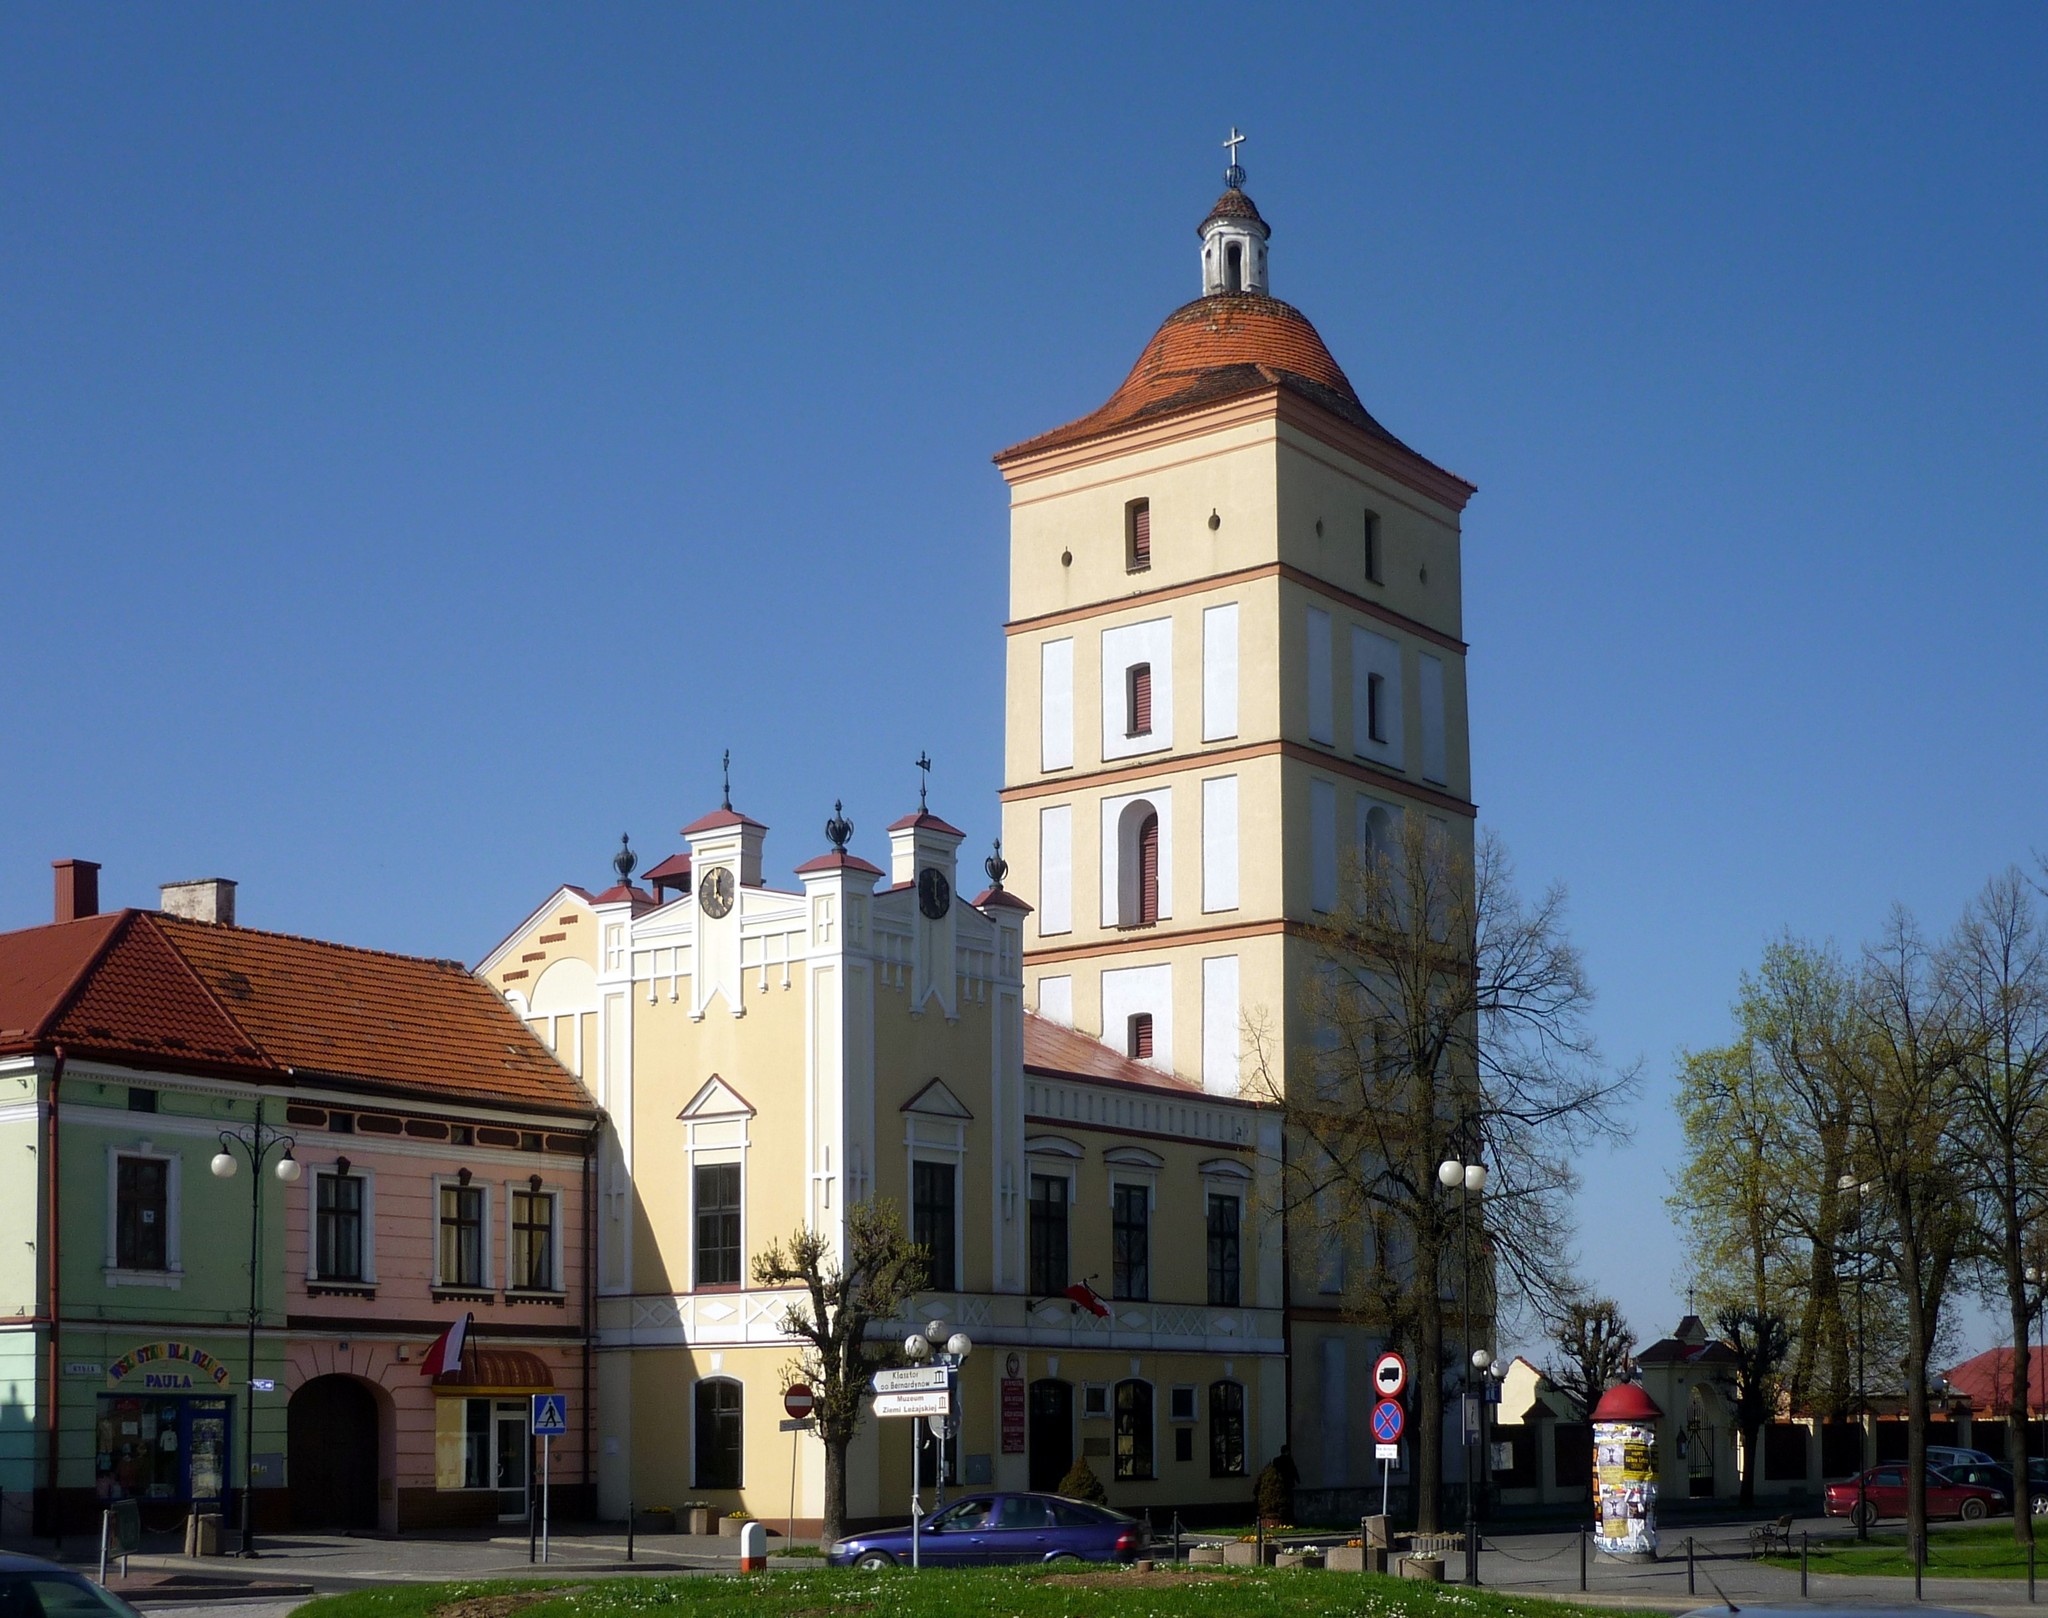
1137;813;1159;924
1130;502;1151;569
1130;663;1152;735
1130;1012;1154;1060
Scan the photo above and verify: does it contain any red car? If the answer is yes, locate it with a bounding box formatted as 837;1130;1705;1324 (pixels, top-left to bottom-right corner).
1824;1464;2010;1525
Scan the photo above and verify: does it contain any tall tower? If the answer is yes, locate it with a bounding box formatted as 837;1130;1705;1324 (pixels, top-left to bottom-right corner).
995;153;1478;1503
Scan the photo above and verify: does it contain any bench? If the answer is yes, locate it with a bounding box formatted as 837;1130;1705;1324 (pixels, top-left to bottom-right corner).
1749;1515;1794;1557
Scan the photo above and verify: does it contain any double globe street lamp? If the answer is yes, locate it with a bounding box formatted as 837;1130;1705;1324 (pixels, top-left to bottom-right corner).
1439;1153;1487;1586
210;1124;300;1558
903;1320;974;1509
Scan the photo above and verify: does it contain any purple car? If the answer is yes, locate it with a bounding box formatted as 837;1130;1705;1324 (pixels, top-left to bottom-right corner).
825;1491;1149;1568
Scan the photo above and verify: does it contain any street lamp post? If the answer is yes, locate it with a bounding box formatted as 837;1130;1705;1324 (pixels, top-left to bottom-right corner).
1838;1174;1875;1543
210;1118;299;1558
1437;1153;1487;1586
903;1316;973;1566
2027;1265;2044;1468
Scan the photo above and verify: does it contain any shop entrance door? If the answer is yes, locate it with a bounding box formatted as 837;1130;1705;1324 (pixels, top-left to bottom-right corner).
288;1377;379;1529
1027;1380;1073;1493
494;1402;530;1520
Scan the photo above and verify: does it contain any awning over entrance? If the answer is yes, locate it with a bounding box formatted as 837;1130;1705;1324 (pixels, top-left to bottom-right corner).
431;1349;556;1395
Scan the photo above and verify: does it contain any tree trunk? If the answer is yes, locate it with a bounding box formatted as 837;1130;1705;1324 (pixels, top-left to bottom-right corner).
821;1431;848;1548
1902;1250;1929;1571
1412;1264;1446;1531
2010;1253;2035;1541
1738;1421;1759;1505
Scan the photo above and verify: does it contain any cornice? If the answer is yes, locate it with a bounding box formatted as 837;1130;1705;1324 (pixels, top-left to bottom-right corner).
1000;739;1476;819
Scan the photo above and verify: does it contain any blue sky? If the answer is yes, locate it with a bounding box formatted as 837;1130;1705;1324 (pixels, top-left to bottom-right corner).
5;5;2045;1361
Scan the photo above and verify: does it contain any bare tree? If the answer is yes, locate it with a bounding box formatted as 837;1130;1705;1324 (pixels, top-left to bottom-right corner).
751;1199;927;1546
1547;1295;1635;1421
1948;871;2048;1539
1246;816;1635;1530
1716;1304;1792;1506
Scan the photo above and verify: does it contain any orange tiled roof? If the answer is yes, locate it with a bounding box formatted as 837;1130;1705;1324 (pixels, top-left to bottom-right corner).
1023;1011;1206;1096
996;292;1435;466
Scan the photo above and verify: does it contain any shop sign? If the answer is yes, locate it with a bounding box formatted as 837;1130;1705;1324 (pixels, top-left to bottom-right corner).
1000;1378;1026;1454
107;1342;232;1392
64;1362;104;1378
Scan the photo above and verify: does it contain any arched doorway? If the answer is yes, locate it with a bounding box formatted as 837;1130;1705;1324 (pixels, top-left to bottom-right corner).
288;1376;380;1529
1028;1379;1073;1493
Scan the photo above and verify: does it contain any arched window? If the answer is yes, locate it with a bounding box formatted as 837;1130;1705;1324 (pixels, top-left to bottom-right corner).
1114;1379;1154;1479
1136;814;1159;923
1115;800;1163;928
1224;240;1243;293
694;1378;743;1488
1208;1381;1246;1476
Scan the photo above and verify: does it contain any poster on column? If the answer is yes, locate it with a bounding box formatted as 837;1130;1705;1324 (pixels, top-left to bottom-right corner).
1593;1420;1657;1557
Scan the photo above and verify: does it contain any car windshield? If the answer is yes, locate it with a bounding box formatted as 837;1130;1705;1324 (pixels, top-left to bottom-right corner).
0;1575;140;1618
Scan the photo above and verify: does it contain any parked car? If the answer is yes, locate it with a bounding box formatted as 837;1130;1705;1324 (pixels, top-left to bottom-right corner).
1925;1445;1999;1470
0;1553;146;1618
825;1492;1149;1569
1824;1464;2009;1525
1942;1461;2015;1499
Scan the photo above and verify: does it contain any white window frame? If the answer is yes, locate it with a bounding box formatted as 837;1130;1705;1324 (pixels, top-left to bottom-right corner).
105;1142;182;1287
1082;1383;1110;1419
1169;1385;1199;1423
432;1175;494;1291
306;1161;379;1286
504;1180;564;1294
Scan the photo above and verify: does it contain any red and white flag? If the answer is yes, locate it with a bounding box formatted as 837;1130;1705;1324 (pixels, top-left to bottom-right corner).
1064;1282;1110;1319
420;1312;471;1377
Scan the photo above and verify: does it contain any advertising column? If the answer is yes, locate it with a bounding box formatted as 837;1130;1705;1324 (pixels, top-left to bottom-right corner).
1588;1382;1662;1562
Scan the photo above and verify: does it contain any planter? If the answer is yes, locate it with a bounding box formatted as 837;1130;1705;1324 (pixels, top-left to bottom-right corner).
1399;1554;1446;1581
718;1515;754;1539
1326;1546;1372;1572
687;1508;713;1536
1223;1542;1273;1566
1186;1545;1225;1565
634;1510;677;1535
1275;1550;1322;1569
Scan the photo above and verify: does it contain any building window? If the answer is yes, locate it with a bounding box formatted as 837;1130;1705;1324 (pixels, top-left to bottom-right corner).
317;1171;365;1282
1364;510;1382;583
1169;1385;1198;1423
126;1088;156;1113
1127;1013;1154;1061
694;1163;742;1288
1126;663;1153;737
694;1379;743;1489
1135;813;1159;924
1206;1192;1241;1306
439;1183;485;1288
1209;1381;1246;1476
510;1185;556;1291
1114;1380;1154;1480
1028;1173;1068;1298
115;1156;168;1271
1366;671;1388;744
1112;1183;1150;1300
913;1160;958;1292
1127;500;1151;572
1083;1383;1109;1419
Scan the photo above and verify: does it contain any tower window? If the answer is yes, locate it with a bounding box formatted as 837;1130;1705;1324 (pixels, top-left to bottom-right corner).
1136;813;1159;925
1366;672;1388;744
1364;511;1382;584
1224;240;1243;293
1127;500;1151;572
1128;1012;1154;1060
1127;664;1153;737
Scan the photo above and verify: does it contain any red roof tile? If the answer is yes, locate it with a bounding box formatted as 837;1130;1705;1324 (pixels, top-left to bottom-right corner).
1199;186;1269;234
973;888;1032;913
591;884;658;908
642;853;693;882
1944;1346;2048;1416
1023;1012;1204;1095
793;850;886;877
0;911;126;1041
887;810;966;837
682;806;767;835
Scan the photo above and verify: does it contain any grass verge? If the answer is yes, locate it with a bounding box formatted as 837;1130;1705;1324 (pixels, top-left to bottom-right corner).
1763;1522;2046;1579
292;1567;1665;1618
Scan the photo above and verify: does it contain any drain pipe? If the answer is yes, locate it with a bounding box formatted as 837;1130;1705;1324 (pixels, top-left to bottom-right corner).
582;1123;597;1517
44;1045;66;1541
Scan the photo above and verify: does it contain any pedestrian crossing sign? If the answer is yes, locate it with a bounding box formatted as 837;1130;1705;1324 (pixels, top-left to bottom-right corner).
532;1394;568;1436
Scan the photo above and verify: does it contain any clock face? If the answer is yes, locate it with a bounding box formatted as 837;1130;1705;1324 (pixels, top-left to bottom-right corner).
917;867;951;920
699;867;734;919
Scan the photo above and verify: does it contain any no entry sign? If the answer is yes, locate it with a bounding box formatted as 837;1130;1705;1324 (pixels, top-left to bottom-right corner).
784;1383;815;1421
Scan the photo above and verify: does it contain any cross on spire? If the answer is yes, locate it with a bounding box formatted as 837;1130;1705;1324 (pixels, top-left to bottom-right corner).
915;751;932;811
1223;126;1246;169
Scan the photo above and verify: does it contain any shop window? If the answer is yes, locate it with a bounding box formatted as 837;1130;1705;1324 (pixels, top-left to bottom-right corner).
1028;1173;1069;1298
438;1183;486;1288
694;1378;743;1488
1114;1380;1154;1480
115;1155;169;1271
510;1185;557;1291
97;1394;230;1507
1112;1184;1149;1300
694;1162;742;1288
913;1160;958;1291
316;1170;365;1282
1209;1381;1246;1476
1206;1192;1242;1306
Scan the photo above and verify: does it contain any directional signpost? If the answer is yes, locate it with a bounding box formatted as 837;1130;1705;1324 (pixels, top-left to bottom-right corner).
873;1390;952;1418
872;1366;950;1393
531;1393;568;1563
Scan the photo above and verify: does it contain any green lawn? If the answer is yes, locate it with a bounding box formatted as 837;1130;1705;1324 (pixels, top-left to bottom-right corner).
1765;1523;2048;1580
293;1569;1662;1618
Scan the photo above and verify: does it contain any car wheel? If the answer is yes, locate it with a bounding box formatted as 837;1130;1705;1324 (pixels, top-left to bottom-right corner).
1962;1498;1988;1521
1044;1551;1082;1565
1854;1501;1878;1528
854;1550;896;1570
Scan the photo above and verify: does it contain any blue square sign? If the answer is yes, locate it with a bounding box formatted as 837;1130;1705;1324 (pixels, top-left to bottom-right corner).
532;1394;568;1436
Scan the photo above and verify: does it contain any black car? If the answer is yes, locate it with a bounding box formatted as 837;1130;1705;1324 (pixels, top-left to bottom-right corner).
0;1554;146;1618
1942;1460;2017;1506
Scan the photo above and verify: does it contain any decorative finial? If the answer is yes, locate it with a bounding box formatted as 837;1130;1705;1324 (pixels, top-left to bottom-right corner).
984;839;1008;892
1222;125;1246;189
825;799;853;851
613;833;637;886
721;749;732;811
915;751;932;812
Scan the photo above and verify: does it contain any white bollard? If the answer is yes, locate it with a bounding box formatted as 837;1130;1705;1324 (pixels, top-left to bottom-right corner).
738;1520;769;1572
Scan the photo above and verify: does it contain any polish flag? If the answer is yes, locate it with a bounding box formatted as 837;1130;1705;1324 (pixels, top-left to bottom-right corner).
420;1312;472;1377
1064;1282;1110;1319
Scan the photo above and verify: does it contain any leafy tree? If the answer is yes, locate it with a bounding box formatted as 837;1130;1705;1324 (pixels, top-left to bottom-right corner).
1246;817;1635;1530
1716;1304;1791;1506
751;1198;927;1546
1547;1295;1635;1421
1056;1455;1106;1504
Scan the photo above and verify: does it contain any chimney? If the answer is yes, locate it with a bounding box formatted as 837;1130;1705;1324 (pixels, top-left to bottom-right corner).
52;859;101;923
160;878;237;927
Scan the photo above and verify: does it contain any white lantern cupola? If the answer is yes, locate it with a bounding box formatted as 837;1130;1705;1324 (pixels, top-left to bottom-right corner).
1200;128;1270;297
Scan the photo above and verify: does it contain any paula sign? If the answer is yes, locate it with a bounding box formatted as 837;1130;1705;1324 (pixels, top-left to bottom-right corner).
107;1343;232;1391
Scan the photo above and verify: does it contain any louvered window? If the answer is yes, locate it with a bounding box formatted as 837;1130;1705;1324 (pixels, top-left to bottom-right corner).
1128;501;1151;571
1364;510;1382;583
1128;1012;1154;1060
1127;663;1152;737
1367;671;1387;744
1136;812;1160;924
